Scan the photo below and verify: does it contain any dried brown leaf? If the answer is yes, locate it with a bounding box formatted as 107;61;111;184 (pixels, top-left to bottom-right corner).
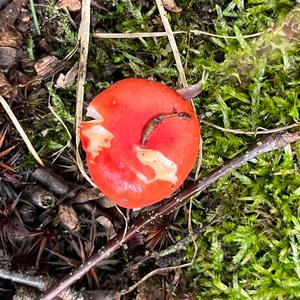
56;0;81;12
97;196;115;208
162;0;182;13
0;73;17;99
176;81;202;100
0;47;17;73
96;216;116;240
58;204;79;231
34;55;61;78
56;62;78;88
0;26;22;48
73;187;101;203
0;0;26;26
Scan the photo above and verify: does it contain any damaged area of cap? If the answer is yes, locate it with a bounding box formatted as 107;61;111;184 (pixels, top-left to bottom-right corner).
135;145;178;185
80;120;114;159
86;105;104;121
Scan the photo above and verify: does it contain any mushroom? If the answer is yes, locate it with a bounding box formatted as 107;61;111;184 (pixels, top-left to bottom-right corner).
80;78;200;208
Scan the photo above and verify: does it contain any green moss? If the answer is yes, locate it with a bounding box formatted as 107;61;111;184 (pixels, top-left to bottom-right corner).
183;2;300;297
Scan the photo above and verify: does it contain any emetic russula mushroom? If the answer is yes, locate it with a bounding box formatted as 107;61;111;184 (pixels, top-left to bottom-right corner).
80;78;200;208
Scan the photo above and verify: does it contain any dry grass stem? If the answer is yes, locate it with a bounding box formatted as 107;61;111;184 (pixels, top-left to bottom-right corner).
0;95;44;166
155;0;187;88
74;0;97;188
202;119;300;135
48;101;72;163
93;29;267;40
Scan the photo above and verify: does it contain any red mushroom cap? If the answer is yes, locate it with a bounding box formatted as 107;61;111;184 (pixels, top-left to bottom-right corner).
80;78;200;208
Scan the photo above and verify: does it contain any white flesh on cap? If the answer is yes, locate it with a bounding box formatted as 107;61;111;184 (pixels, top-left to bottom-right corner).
81;121;114;159
86;105;104;121
135;145;178;185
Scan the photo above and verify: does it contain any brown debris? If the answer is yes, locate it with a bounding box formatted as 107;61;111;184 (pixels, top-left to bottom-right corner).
0;26;23;73
136;282;165;300
16;8;32;33
176;80;202;100
0;47;17;73
9;69;31;86
0;0;27;26
281;16;300;40
82;290;120;300
96;216;116;240
56;63;78;88
25;185;56;209
34;55;62;78
32;167;76;197
73;187;102;203
56;0;81;12
0;26;22;48
97;196;115;208
162;0;182;13
0;129;16;173
0;73;17;99
58;204;79;231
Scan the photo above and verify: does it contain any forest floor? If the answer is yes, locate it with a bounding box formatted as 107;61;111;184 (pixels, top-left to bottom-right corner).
1;0;300;299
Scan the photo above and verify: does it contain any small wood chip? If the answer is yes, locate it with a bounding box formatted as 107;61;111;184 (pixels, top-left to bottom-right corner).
162;0;182;13
0;47;17;73
0;25;22;48
58;204;79;231
56;0;81;12
56;62;78;88
0;73;17;99
34;55;61;78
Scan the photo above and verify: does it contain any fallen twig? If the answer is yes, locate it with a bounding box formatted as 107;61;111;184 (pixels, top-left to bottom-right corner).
0;267;51;291
0;267;114;299
41;131;300;300
32;167;76;196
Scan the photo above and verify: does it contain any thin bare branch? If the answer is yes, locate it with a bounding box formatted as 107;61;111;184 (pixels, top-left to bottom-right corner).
0;267;51;291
